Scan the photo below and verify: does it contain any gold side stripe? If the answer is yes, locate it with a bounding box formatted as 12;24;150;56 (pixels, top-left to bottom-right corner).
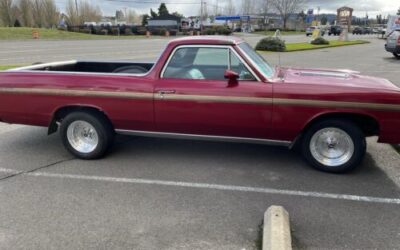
274;98;400;111
0;87;399;111
0;87;153;99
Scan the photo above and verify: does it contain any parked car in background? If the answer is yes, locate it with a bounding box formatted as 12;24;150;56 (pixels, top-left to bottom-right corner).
306;26;325;36
353;27;372;35
362;27;372;34
352;27;363;35
328;25;342;36
233;26;242;32
385;29;400;58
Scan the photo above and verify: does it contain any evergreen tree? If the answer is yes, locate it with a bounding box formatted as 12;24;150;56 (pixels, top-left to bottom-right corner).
158;3;169;16
141;14;149;26
150;8;157;18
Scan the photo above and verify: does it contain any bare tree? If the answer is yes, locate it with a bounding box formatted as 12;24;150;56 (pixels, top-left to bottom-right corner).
0;0;15;27
241;0;255;15
270;0;305;29
65;0;79;26
42;0;59;28
79;0;102;23
17;0;33;26
126;9;137;24
66;0;101;26
224;0;236;15
31;0;45;27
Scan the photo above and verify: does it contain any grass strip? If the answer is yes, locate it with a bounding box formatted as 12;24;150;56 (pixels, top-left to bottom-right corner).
0;27;148;40
285;40;370;52
0;65;24;70
253;31;304;36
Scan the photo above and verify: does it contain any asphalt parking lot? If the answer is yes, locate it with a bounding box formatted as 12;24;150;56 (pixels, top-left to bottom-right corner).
1;34;400;249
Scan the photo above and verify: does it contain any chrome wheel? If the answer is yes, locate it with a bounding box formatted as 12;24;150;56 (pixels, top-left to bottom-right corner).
309;127;354;167
66;120;99;154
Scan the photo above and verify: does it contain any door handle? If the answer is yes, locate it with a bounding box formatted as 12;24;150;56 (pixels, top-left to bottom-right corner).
157;90;176;99
157;90;176;95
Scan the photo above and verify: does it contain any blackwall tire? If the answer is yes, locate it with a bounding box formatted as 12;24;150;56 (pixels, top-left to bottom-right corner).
301;119;366;173
60;111;114;159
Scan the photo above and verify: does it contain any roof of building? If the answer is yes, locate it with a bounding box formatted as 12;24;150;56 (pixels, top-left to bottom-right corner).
150;14;182;22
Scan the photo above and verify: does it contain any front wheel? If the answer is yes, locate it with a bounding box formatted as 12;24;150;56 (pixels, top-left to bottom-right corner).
301;119;366;173
60;111;114;159
393;53;400;59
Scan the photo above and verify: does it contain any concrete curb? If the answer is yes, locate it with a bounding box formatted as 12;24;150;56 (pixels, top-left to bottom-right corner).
263;205;292;250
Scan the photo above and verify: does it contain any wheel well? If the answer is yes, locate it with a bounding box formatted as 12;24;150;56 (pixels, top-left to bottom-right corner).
304;113;379;136
292;113;380;149
48;106;113;135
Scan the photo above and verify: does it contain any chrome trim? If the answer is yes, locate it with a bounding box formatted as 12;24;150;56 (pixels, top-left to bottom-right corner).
8;60;78;71
237;43;275;82
115;129;291;147
298;71;350;78
160;44;261;82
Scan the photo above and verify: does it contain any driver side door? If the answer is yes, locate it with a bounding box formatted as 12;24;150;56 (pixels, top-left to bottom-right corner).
154;45;273;139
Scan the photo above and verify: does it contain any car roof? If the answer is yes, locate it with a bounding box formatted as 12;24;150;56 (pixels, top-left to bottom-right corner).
168;36;244;46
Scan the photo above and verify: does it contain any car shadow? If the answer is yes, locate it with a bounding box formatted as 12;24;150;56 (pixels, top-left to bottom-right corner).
382;56;400;62
1;127;399;198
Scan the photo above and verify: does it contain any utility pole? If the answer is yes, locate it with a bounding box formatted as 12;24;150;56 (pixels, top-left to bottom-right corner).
75;0;79;25
200;0;203;33
75;0;79;15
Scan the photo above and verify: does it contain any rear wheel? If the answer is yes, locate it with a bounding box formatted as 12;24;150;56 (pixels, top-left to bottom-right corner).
301;119;366;173
60;112;114;159
393;53;400;59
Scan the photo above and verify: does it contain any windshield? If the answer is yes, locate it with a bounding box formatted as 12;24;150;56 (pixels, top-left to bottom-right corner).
238;42;275;79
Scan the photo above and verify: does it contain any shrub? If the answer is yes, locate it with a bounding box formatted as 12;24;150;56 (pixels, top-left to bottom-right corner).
149;28;168;36
81;28;92;34
255;37;286;52
136;27;147;35
125;28;133;35
311;37;330;45
215;26;232;35
169;29;178;36
201;26;232;35
111;27;120;35
99;29;108;35
202;28;215;35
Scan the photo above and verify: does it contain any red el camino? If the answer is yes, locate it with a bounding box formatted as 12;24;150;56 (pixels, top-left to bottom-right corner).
0;36;399;173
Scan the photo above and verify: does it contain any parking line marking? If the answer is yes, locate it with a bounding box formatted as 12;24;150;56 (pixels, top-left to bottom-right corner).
14;170;399;205
0;168;20;174
1;167;399;205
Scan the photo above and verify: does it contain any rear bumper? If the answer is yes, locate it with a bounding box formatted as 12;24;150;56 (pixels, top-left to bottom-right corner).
385;44;400;53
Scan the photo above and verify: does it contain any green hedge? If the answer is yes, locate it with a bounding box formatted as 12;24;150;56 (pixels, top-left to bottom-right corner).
311;37;329;45
255;37;286;52
202;26;232;35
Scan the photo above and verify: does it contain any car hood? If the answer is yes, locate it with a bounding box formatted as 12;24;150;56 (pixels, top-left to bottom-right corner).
279;67;400;91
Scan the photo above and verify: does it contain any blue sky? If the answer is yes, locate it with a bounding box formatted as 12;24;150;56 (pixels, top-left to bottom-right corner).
54;0;399;17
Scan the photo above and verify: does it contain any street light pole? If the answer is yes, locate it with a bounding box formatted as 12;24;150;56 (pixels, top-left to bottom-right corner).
75;0;79;15
200;0;203;33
